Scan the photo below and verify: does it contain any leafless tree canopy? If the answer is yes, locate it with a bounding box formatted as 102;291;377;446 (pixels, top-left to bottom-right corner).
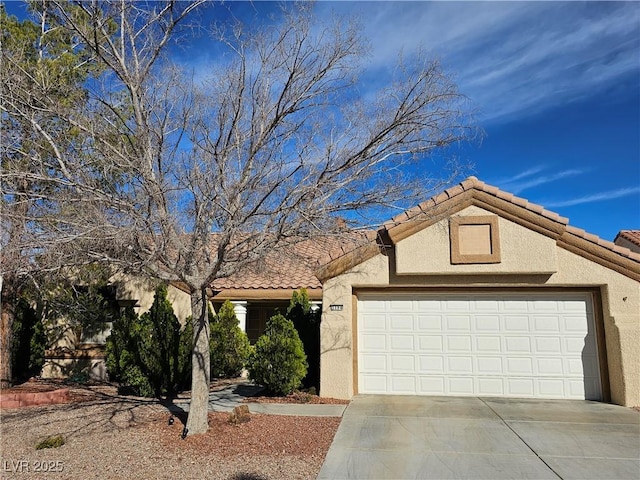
1;1;476;432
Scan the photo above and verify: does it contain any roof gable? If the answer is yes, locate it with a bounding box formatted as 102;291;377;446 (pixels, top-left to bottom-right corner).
317;176;640;282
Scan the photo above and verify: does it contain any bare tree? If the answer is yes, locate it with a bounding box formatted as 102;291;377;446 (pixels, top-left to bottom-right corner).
1;1;476;434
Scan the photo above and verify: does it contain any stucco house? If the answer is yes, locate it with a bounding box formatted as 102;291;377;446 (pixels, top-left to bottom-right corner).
43;177;639;408
317;176;639;407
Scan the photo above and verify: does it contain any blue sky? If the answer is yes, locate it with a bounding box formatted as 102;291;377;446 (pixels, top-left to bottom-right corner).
5;1;639;241
309;1;640;241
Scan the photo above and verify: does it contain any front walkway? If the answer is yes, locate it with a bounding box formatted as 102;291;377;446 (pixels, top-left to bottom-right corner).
172;381;348;417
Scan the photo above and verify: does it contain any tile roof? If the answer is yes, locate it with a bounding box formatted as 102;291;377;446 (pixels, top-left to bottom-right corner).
319;176;640;280
388;176;640;263
615;230;640;248
211;240;323;290
206;177;639;289
210;233;373;291
383;176;568;228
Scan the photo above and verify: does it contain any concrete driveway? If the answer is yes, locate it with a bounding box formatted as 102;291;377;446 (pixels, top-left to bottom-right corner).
317;396;640;479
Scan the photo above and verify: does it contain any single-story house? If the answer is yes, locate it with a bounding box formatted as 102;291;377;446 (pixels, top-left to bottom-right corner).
42;177;639;408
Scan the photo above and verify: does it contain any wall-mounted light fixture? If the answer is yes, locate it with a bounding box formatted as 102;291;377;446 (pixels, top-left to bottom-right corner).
329;304;343;311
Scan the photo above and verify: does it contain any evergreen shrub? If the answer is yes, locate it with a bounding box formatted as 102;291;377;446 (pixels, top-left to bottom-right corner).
210;300;251;378
247;313;307;395
286;288;320;391
105;285;191;397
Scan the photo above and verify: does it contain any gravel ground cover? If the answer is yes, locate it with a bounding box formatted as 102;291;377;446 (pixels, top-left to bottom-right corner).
1;381;343;480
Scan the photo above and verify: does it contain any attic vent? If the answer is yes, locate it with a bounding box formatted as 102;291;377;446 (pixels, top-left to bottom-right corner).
450;215;501;264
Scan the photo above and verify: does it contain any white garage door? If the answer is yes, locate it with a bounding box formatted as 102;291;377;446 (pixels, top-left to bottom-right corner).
358;293;601;400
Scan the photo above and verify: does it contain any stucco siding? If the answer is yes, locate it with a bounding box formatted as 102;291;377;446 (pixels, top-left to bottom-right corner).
396;206;558;275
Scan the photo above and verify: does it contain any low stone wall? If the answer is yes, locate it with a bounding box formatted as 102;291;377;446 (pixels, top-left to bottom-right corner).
0;388;70;409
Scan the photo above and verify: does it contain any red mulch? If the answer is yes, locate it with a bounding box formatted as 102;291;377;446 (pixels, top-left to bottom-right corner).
245;391;349;405
145;411;342;458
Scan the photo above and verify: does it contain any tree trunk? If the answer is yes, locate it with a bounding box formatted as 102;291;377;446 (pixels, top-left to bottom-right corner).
0;277;15;388
185;286;211;435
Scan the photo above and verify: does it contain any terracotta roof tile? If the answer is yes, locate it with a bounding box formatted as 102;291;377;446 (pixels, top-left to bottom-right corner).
211;238;329;291
616;230;640;247
445;184;465;198
376;176;637;267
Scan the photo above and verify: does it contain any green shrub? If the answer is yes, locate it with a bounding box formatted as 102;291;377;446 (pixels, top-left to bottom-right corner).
286;289;320;391
11;297;46;382
105;285;191;397
210;301;251;378
36;435;65;450
247;313;307;395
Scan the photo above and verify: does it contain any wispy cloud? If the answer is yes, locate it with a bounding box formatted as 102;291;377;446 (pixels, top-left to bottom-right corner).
492;167;586;195
316;2;640;124
543;187;640;208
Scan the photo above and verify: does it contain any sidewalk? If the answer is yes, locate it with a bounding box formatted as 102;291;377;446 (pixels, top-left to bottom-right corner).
172;382;347;417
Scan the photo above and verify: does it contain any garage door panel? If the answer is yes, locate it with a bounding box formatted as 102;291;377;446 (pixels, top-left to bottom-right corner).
446;315;472;331
504;336;532;353
419;376;445;394
475;315;501;332
538;378;566;397
536;357;564;375
446;335;473;352
477;377;505;395
476;356;503;374
444;300;471;312
532;300;561;312
361;375;387;393
476;336;502;352
506;378;536;396
419;356;445;373
361;354;386;372
473;299;500;312
390;335;414;350
362;333;386;350
361;313;386;330
417;315;443;330
390;314;414;330
448;377;474;394
564;316;590;334
506;357;534;375
504;315;530;332
358;294;602;400
390;355;415;372
391;376;416;393
502;299;529;312
447;356;473;374
533;316;561;333
534;336;563;354
418;335;444;352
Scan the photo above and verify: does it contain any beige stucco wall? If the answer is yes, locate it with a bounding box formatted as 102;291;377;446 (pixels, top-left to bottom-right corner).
396;206;558;275
111;273;192;324
320;210;640;407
